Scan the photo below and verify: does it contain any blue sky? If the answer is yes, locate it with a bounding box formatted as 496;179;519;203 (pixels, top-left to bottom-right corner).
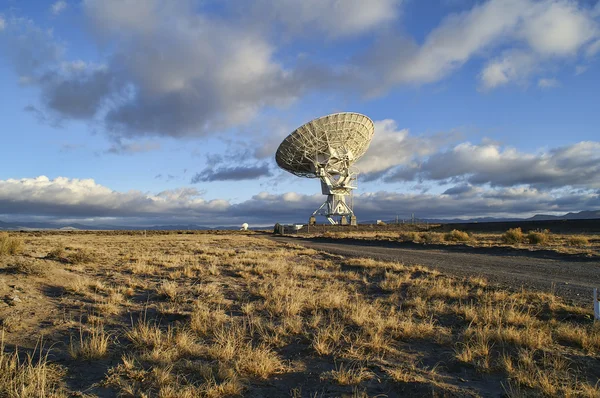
1;0;599;226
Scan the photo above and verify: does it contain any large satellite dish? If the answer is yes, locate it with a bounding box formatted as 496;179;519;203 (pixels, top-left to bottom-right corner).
275;112;375;225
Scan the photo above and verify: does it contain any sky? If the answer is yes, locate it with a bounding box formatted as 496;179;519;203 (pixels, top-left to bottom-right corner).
0;0;600;227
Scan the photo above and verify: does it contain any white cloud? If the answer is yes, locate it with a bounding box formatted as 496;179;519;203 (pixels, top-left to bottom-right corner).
384;141;600;190
252;0;399;38
4;0;600;140
394;0;526;84
84;0;301;137
356;120;459;178
479;51;536;89
369;0;599;90
0;1;307;138
520;1;597;56
0;176;597;225
0;16;5;31
0;176;228;219
51;1;67;16
537;77;560;88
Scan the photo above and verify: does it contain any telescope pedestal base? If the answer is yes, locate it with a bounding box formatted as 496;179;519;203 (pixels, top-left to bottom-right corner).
312;194;354;225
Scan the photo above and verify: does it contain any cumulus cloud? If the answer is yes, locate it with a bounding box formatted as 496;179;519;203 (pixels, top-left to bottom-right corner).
1;1;307;139
362;0;599;91
1;19;112;120
236;188;599;223
385;141;600;190
51;1;67;16
3;0;599;141
1;176;597;225
0;176;228;219
519;1;597;56
191;164;272;183
356;119;459;180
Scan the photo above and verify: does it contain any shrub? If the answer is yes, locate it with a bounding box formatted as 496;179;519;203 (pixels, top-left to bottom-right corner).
527;231;548;245
0;232;24;256
568;236;589;247
9;257;46;276
66;248;96;264
398;232;419;242
46;247;66;262
502;228;523;244
420;232;443;244
444;230;471;242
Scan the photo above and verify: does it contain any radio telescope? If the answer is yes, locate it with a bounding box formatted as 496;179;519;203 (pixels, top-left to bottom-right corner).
275;112;374;225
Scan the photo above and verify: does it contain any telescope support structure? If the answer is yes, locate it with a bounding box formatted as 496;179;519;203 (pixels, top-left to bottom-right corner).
311;166;358;225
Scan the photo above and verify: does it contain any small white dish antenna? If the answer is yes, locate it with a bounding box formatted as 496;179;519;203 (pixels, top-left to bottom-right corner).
275;112;374;225
241;223;249;231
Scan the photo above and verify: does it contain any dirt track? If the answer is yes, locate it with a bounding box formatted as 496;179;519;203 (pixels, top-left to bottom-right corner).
266;235;600;306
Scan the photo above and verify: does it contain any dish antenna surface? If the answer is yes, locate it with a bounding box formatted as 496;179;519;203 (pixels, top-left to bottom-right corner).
275;112;374;225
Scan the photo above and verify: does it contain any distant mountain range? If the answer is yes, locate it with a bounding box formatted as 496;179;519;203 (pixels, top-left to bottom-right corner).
0;220;248;231
1;210;599;231
364;210;600;225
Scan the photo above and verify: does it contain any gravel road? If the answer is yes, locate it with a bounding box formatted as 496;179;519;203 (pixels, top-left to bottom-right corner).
265;235;600;306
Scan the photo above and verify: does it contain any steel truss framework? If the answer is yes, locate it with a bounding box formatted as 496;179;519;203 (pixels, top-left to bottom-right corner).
276;113;375;224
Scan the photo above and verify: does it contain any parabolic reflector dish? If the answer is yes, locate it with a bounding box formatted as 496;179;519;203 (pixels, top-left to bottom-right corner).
275;112;375;178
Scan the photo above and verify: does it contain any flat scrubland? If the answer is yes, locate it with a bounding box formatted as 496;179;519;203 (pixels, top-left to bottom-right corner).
1;231;600;397
308;228;600;257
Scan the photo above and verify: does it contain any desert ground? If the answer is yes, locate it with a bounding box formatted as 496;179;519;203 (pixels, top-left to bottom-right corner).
1;231;600;397
295;227;600;258
270;229;600;305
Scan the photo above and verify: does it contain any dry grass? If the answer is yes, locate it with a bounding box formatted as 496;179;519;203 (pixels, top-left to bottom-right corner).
311;227;599;256
0;331;66;397
7;257;47;275
69;325;111;360
502;228;524;244
156;280;178;301
444;229;471;242
0;232;24;256
527;230;549;245
321;362;372;385
1;231;599;396
569;235;590;247
65;248;96;264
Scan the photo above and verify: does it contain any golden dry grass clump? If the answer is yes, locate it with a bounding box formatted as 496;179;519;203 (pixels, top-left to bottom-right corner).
0;231;599;397
443;229;471;242
527;230;550;245
0;332;67;397
502;227;524;244
0;232;24;256
569;235;589;247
